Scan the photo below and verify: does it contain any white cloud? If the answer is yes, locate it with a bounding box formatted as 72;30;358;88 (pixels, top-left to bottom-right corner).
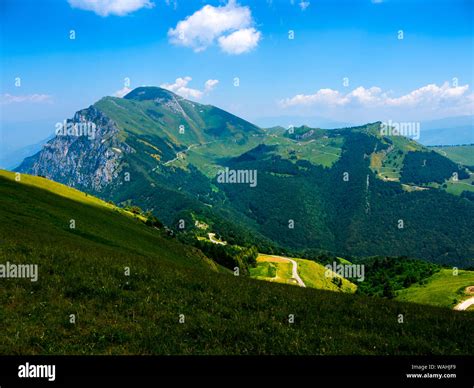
218;28;261;54
280;82;473;111
114;87;132;98
168;0;261;54
281;88;347;107
204;79;219;92
279;82;474;121
299;1;310;11
385;83;470;107
160;77;219;99
0;94;52;104
68;0;153;17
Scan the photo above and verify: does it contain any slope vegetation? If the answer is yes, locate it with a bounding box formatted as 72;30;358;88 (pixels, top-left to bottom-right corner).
15;88;474;267
0;171;473;355
251;254;357;293
396;269;474;309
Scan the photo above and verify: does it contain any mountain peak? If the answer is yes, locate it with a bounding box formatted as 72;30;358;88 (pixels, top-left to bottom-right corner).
123;86;177;102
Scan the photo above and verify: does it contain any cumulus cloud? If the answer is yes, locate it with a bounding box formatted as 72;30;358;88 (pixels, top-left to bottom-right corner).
160;77;219;99
204;79;219;92
218;28;261;54
385;83;470;107
68;0;153;17
280;88;344;107
114;87;132;98
168;0;261;54
280;82;473;112
0;94;52;104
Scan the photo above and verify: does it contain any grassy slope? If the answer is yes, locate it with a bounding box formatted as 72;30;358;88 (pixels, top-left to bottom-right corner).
295;258;357;293
0;170;216;271
370;135;424;182
434;145;474;166
250;257;295;286
176;129;344;178
445;178;474;195
252;254;356;293
1;171;474;355
431;145;474;196
396;269;474;308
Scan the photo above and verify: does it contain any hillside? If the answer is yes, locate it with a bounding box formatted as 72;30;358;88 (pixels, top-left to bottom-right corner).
251;254;357;293
1;171;474;355
0;170;217;272
433;144;474;167
396;269;474;309
16;87;474;267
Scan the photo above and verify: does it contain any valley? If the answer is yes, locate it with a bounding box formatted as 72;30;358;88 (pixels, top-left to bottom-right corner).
4;86;474;356
0;169;473;356
17;87;474;270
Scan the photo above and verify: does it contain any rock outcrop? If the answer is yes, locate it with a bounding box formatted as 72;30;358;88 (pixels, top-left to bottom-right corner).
16;105;133;192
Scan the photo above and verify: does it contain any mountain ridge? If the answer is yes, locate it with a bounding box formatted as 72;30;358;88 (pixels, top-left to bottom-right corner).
16;87;474;267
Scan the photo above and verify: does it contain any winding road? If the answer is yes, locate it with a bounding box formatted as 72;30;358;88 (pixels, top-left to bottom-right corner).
264;255;306;288
454;297;474;311
286;257;306;287
163;143;200;166
207;233;226;245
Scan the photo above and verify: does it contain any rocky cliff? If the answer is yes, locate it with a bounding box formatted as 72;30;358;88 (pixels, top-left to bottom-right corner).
16;105;134;192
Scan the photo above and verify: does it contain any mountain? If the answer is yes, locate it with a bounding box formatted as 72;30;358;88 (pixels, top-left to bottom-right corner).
253;115;354;129
421;115;473;131
1;169;473;355
432;144;474;167
418;115;474;146
16;87;474;267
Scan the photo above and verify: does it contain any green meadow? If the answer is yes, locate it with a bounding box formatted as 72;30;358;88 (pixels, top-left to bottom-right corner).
396;269;474;308
434;145;474;166
0;170;473;355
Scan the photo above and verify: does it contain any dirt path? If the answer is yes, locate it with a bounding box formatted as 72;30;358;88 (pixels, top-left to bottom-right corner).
207;233;226;245
260;255;306;288
163;143;199;166
161;139;223;167
286;257;306;287
454;297;474;311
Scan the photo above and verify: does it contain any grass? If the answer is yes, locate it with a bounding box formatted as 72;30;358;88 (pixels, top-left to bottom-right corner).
251;255;296;286
284;137;343;168
1;171;474;355
251;254;357;293
444;173;474;196
0;170;215;271
396;269;474;309
434;145;474;166
180;131;344;178
294;258;357;293
370;135;425;182
249;261;277;278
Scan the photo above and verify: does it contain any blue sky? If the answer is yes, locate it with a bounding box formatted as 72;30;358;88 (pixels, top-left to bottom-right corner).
1;0;473;150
